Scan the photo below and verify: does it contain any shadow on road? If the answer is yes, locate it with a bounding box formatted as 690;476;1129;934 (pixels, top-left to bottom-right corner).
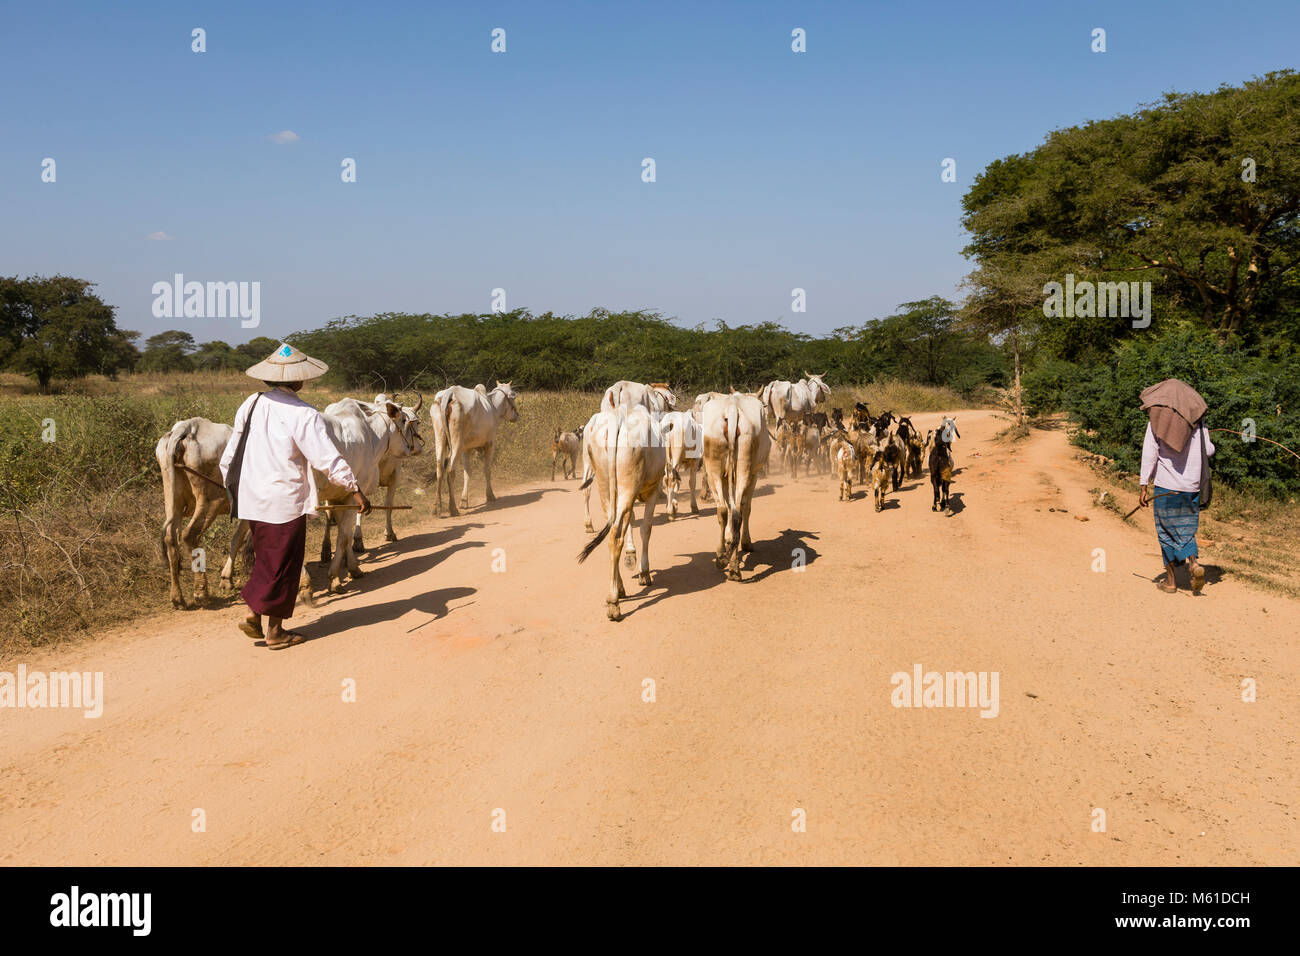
305;585;478;637
305;539;486;607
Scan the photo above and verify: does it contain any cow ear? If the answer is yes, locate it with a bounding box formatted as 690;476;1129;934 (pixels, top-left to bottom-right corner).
386;402;401;419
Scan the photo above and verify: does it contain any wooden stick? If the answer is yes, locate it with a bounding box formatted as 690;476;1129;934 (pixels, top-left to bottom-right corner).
1209;428;1300;463
317;504;413;511
1122;491;1182;520
177;463;227;490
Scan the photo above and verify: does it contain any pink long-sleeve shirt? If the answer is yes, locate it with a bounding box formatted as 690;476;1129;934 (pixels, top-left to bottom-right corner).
219;387;359;524
1140;422;1214;492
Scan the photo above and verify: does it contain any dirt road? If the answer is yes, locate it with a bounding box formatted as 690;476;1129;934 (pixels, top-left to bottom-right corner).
2;410;1295;865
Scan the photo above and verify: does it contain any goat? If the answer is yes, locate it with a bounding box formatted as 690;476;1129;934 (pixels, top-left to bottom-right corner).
928;416;960;513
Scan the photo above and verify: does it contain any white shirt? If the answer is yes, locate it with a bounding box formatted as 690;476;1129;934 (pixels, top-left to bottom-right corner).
219;387;359;524
1140;422;1214;492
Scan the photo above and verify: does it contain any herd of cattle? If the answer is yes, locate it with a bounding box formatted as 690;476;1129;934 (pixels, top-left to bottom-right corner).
155;374;960;623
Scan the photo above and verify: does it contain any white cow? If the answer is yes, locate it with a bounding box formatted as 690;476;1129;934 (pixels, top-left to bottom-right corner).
431;382;519;516
699;392;772;581
576;405;667;621
659;410;702;518
156;417;245;608
758;372;831;428
602;380;676;414
581;380;675;531
348;392;425;552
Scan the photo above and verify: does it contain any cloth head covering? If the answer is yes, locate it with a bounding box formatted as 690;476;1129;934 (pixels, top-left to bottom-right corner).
245;343;328;382
1140;378;1207;454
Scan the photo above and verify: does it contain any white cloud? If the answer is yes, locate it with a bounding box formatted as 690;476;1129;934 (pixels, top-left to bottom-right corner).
146;231;175;241
269;130;301;144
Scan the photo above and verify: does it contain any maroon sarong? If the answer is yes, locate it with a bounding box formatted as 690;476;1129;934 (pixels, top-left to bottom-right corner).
241;515;307;619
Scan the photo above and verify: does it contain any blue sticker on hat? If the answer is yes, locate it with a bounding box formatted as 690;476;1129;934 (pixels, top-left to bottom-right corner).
280;345;292;356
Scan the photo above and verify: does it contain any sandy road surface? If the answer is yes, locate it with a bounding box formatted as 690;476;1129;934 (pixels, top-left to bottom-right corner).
2;410;1295;865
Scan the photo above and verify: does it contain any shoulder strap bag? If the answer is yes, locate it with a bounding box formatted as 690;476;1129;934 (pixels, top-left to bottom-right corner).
1198;420;1212;509
225;392;264;520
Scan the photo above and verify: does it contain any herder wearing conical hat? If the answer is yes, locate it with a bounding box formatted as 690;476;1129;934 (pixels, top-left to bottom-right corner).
1137;378;1214;595
219;343;370;649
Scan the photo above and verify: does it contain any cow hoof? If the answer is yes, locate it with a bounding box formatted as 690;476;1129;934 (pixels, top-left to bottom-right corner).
459;499;470;509
622;552;637;571
691;505;699;514
386;533;398;543
328;580;346;594
637;571;651;586
606;602;622;622
300;588;316;608
171;596;188;610
583;523;594;534
740;542;753;553
726;569;743;582
353;544;369;555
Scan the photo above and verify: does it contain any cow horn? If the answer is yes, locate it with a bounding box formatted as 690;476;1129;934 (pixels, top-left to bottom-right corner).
412;391;424;413
803;370;811;379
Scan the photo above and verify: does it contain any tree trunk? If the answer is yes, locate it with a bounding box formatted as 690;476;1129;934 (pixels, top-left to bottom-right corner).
1012;322;1024;426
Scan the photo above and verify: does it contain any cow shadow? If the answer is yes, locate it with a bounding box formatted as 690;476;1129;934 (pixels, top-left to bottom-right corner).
745;528;821;583
625;551;732;615
351;522;483;561
478;487;563;512
303;585;478;636
355;523;484;557
304;540;485;605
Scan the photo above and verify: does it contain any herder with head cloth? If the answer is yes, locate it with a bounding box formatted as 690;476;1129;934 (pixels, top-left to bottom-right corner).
221;343;369;649
1138;378;1214;595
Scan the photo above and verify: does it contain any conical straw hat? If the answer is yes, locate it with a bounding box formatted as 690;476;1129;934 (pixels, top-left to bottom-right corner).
244;343;329;382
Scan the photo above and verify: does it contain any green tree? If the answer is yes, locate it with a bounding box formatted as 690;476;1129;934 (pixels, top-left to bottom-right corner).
2;276;132;391
138;329;197;373
962;70;1300;341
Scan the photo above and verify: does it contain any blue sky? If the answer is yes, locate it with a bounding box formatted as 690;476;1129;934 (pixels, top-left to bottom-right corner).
3;0;1297;345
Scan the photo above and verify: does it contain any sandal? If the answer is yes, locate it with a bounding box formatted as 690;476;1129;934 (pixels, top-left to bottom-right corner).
1157;581;1178;594
238;619;264;640
1190;564;1205;594
265;630;307;651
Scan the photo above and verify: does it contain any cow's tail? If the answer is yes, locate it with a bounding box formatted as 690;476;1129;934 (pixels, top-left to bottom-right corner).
158;421;190;563
578;417;620;563
439;393;457;475
605;412;620;531
724;404;742;544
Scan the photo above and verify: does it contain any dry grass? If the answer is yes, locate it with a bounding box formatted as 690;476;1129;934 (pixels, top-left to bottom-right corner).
1080;445;1300;599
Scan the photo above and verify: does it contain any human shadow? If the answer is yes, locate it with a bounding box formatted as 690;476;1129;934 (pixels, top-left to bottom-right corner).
1144;562;1227;591
304;585;478;636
